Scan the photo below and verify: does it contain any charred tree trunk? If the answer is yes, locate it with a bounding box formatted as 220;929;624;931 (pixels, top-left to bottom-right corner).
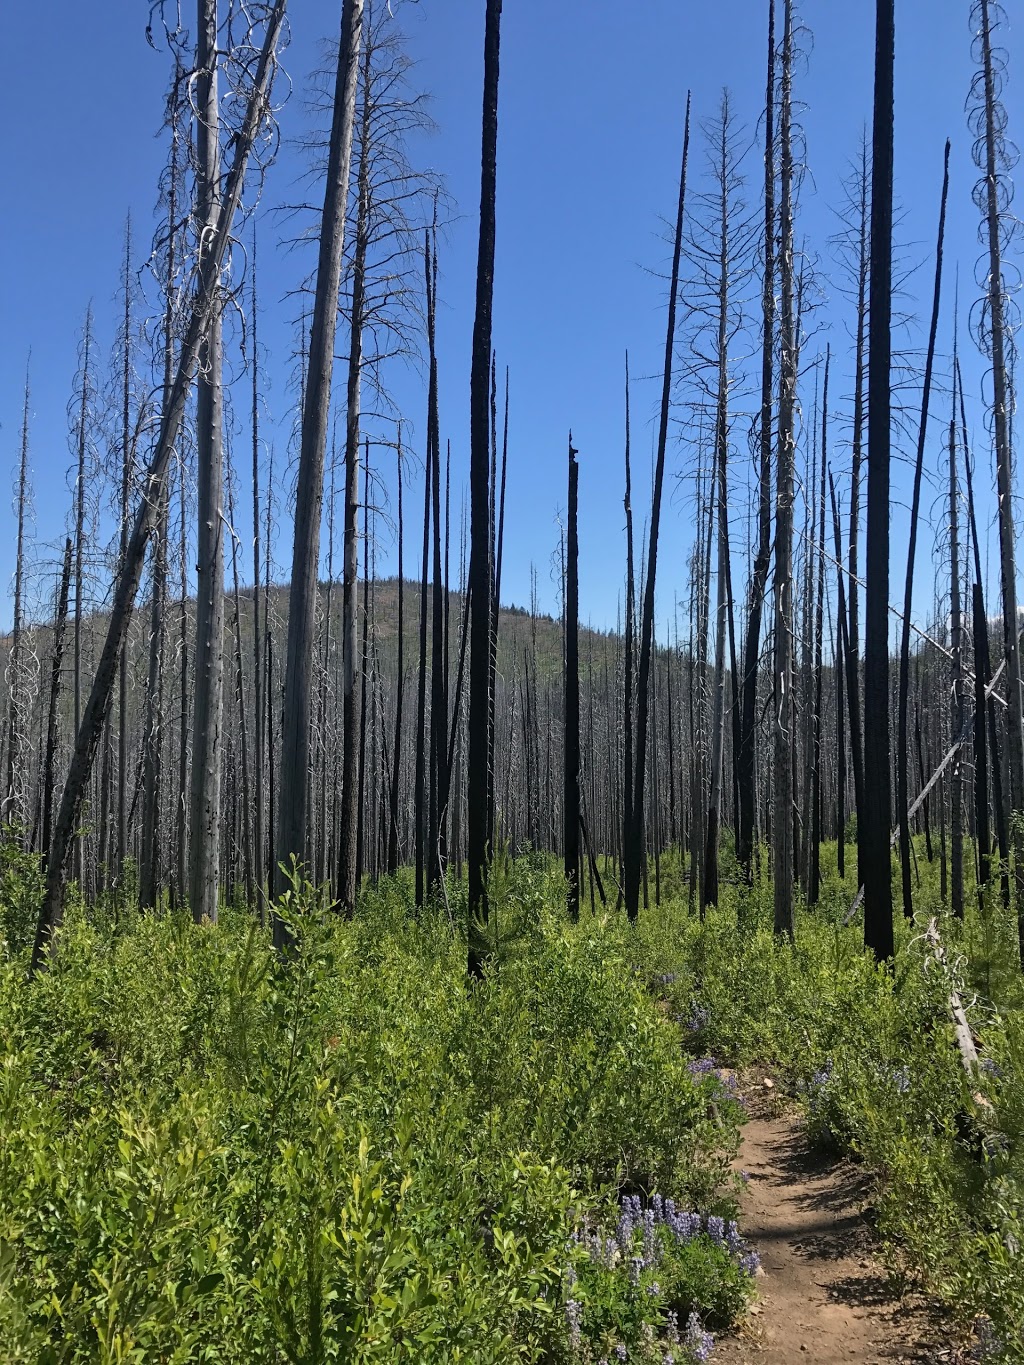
467;0;502;978
863;0;896;962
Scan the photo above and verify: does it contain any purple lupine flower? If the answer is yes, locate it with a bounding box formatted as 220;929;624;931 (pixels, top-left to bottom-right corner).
739;1250;761;1276
629;1256;645;1285
688;1056;718;1077
615;1346;628;1362
687;1001;711;1033
980;1058;1003;1079
706;1215;726;1247
665;1310;680;1345
684;1311;714;1363
726;1219;743;1252
565;1298;583;1348
646;1281;661;1296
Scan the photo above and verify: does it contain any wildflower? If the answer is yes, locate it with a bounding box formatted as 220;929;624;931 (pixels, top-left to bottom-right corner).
706;1215;726;1247
646;1281;661;1296
684;1311;714;1364
739;1249;761;1276
615;1345;628;1362
565;1298;583;1348
665;1310;679;1344
687;1001;711;1032
980;1057;1003;1079
688;1056;717;1077
629;1255;645;1285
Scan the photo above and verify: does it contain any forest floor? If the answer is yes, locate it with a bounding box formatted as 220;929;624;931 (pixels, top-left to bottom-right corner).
717;1080;954;1365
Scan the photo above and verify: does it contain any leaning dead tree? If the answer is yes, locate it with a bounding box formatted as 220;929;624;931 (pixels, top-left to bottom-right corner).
31;0;288;973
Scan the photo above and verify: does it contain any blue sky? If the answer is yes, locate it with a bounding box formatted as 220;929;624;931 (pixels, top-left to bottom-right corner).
1;0;1020;638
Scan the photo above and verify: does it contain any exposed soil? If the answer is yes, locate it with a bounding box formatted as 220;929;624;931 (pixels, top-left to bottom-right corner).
716;1084;956;1365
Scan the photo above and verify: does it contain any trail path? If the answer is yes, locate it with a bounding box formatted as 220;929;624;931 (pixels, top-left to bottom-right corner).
716;1089;946;1365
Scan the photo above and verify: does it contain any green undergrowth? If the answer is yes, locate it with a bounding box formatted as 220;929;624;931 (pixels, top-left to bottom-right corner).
0;855;746;1363
622;839;1024;1363
1;837;1021;1360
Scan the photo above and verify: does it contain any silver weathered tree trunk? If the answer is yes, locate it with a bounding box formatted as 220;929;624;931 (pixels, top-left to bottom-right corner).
188;0;226;924
276;0;363;931
773;0;797;939
338;13;372;911
4;373;32;835
975;0;1024;955
30;0;287;971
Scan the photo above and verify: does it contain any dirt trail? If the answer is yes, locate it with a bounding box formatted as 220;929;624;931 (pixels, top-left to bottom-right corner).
716;1093;945;1364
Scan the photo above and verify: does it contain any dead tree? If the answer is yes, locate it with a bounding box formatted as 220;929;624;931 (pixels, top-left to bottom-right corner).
862;0;896;962
467;0;502;979
276;0;363;929
624;93;691;925
896;140;950;920
565;435;581;920
31;0;288;972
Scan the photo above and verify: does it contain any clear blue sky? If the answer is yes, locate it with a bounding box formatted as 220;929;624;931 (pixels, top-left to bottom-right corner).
1;0;1020;637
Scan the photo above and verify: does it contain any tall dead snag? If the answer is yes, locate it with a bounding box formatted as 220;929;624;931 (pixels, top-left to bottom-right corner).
808;348;830;906
4;371;32;836
338;5;372;913
428;269;449;892
971;0;1024;957
276;0;363;931
624;93;691;925
691;90;748;911
41;541;74;868
249;221;266;908
467;0;502;979
772;0;797;939
949;347;965;920
564;435;581;920
188;0;226;925
31;0;287;973
387;434;405;875
140;88;182;910
622;356;636;901
738;0;776;883
863;0;896;962
896;140;950;920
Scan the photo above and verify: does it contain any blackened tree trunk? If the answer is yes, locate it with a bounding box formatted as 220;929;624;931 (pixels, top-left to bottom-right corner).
387;434;405;875
863;0;896;963
624;93;691;924
896;140;950;920
738;0;776;882
467;0;502;979
564;435;581;920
